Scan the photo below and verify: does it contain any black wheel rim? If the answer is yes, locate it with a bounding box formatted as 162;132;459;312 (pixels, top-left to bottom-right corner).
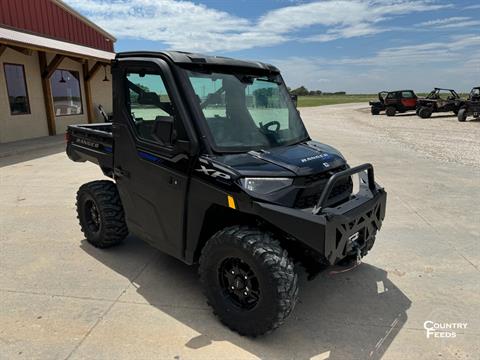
84;199;101;233
219;258;260;310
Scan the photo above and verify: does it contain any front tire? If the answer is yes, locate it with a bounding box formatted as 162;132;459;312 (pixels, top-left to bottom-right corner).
199;226;298;336
371;107;380;115
76;180;128;248
385;106;396;116
418;107;432;118
457;108;467;122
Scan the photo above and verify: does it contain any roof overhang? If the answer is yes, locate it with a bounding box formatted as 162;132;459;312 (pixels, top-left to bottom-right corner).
0;26;115;62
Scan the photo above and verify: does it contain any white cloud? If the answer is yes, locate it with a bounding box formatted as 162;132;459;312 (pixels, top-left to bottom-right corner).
437;20;480;28
340;34;480;65
463;4;480;10
304;23;386;43
418;16;480;29
271;35;480;92
64;0;453;52
418;17;470;26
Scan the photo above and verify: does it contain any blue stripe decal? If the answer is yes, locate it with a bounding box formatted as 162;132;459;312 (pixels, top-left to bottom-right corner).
138;151;160;162
103;146;113;153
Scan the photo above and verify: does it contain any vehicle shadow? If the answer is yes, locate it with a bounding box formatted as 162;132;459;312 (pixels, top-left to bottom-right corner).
80;238;411;360
425;114;457;119
390;113;416;117
393;113;457;119
0;143;65;168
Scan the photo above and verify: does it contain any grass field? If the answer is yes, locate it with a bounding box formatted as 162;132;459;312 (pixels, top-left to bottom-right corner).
297;94;376;107
297;93;470;107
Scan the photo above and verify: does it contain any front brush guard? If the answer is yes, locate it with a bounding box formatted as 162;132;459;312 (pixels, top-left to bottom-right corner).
251;163;386;265
313;163;376;214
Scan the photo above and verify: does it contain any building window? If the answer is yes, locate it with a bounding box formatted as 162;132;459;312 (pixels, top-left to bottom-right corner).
51;70;83;116
4;63;31;115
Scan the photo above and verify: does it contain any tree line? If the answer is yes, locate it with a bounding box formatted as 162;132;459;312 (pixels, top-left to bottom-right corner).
288;86;346;96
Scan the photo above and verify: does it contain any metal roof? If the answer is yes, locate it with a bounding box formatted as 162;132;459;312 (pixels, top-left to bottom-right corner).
54;0;116;42
0;0;115;52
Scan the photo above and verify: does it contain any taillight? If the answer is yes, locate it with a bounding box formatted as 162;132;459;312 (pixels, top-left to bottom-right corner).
65;132;71;142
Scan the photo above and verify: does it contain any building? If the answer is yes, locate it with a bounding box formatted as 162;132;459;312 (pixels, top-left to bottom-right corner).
0;0;116;143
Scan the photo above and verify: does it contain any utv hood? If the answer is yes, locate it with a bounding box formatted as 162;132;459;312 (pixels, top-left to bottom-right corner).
215;141;347;177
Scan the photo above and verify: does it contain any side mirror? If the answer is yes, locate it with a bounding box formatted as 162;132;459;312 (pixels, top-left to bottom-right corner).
290;94;298;107
152;116;175;146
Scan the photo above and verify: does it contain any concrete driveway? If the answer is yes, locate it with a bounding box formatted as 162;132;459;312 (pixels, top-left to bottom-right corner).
1;104;479;359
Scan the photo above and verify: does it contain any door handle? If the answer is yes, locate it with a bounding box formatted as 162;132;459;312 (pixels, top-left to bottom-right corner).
112;124;122;138
168;176;180;186
114;167;130;178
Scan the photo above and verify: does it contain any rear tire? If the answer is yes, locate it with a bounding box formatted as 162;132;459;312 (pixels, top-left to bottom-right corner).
418;107;432;118
76;180;128;248
385;106;396;117
199;226;298;337
457;108;467;122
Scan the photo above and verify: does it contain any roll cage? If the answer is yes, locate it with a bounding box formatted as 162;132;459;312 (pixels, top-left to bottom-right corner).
426;88;459;100
468;87;480;101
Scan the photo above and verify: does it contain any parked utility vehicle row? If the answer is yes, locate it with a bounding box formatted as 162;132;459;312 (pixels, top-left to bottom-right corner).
369;87;480;122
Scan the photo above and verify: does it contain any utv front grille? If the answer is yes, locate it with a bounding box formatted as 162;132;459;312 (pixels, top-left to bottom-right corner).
294;166;353;209
301;165;348;185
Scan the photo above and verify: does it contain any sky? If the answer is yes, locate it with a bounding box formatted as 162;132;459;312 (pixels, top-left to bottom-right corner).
65;0;480;93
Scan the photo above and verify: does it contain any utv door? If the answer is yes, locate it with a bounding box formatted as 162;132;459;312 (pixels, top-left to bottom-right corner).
400;91;416;109
112;59;193;259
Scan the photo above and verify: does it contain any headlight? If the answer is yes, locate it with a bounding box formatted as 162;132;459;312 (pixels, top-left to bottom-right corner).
240;177;293;194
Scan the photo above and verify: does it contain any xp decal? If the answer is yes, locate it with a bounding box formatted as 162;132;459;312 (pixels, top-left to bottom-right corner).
195;158;232;180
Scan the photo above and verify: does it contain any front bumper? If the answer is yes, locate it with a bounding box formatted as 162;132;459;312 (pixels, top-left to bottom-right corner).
250;164;387;265
467;104;480;116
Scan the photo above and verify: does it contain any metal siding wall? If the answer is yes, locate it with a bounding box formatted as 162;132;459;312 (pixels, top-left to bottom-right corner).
0;0;113;51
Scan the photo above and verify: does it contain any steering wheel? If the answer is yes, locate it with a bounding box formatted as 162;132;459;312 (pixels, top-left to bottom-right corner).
261;121;281;133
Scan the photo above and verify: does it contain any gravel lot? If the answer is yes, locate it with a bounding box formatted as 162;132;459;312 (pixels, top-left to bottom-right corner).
302;104;480;168
0;103;479;359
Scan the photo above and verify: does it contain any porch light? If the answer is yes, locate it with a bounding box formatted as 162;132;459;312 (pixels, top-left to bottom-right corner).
59;70;66;83
103;65;109;82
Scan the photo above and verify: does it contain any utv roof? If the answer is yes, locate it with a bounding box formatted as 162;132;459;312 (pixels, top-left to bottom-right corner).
116;51;280;73
387;89;414;92
432;88;456;91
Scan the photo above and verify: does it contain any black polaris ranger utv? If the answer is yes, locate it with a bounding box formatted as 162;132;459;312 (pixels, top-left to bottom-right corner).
457;87;480;122
369;90;417;116
416;88;461;118
67;51;387;336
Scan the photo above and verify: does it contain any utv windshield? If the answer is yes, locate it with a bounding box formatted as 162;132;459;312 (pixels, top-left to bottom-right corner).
186;70;308;152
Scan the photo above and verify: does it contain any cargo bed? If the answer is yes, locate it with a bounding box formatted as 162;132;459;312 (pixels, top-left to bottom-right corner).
66;123;114;177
